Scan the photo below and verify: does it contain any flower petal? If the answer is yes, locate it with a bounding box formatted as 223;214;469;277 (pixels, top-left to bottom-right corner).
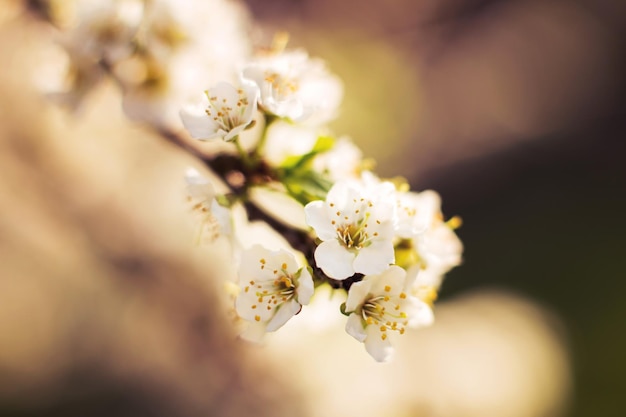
238;245;276;282
353;240;394;275
411;300;434;327
345;279;372;312
364;325;394;362
266;299;301;332
345;313;367;342
208;82;241;109
180;103;220;140
296;268;314;305
235;291;274;323
304;201;336;240
368;265;406;297
314;240;355;280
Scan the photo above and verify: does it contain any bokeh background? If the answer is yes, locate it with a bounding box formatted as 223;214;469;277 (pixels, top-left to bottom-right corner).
1;0;624;416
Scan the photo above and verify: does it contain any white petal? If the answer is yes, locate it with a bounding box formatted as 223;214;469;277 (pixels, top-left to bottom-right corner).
235;291;274;323
269;249;299;272
325;180;354;212
410;300;434;327
223;124;248;142
345;279;372;312
180;104;220;140
419;222;463;269
304;201;336;240
211;200;232;236
263;121;318;166
345;313;367;342
209;82;241;108
240;81;260;119
184;168;215;199
314;240;355;280
353;241;394;275
368;265;406;297
296;268;314;305
266;299;301;332
251;186;308;231
238;245;276;282
364;325;394;362
240;66;265;91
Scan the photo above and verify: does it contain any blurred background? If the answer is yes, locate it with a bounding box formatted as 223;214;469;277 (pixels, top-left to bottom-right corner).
1;0;625;416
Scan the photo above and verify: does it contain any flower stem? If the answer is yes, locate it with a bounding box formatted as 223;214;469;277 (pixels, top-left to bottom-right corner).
253;113;277;158
233;136;254;169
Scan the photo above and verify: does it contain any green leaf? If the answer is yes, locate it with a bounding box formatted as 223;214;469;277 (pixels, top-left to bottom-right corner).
283;170;333;205
280;135;337;171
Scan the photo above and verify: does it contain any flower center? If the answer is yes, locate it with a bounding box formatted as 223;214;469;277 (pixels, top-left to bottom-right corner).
264;71;299;101
361;293;409;340
246;265;296;317
337;223;368;249
205;89;250;131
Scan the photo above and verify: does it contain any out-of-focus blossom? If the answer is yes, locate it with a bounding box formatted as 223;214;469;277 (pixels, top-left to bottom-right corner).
262;120;320;166
305;178;396;280
312;137;363;181
185;168;231;243
120;0;251;127
344;266;431;362
395;190;441;239
414;217;463;281
235;245;314;338
394;190;463;286
39;0;143;108
180;82;258;142
241;49;343;125
43;0;251;126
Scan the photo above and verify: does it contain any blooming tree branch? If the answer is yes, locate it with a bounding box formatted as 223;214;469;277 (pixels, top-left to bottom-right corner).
28;0;464;362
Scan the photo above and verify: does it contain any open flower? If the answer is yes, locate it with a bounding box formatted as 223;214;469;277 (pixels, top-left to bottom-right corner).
241;49;343;125
393;190;463;283
235;245;314;335
344;266;432;362
180;81;258;141
304;178;397;280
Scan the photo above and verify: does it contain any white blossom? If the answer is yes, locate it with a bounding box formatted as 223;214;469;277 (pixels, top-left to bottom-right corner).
48;0;252;125
185;168;230;243
304;178;397;280
41;0;143;108
235;245;314;336
241;49;343;125
262;121;319;166
414;216;463;279
344;266;432;362
120;0;252;127
394;190;463;284
180;82;258;142
405;264;440;314
395;190;442;239
312;137;363;181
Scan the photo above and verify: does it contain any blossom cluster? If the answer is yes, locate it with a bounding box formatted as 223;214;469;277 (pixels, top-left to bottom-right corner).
177;48;463;361
35;0;463;362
